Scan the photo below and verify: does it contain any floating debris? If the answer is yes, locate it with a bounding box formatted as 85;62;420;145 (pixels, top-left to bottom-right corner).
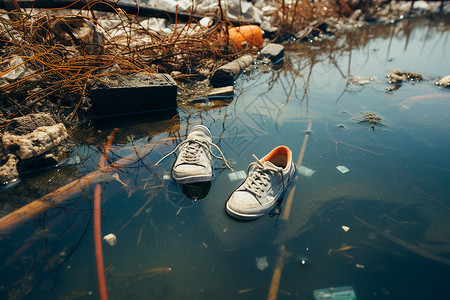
336;166;350;173
112;173;127;186
314;286;357;300
328;246;354;259
228;170;247;181
342;225;350;232
238;288;256;294
356;112;386;130
103;233;117;246
348;76;374;85
355;264;365;269
298;165;316;178
388;69;422;83
256;256;269;271
435;75;450;88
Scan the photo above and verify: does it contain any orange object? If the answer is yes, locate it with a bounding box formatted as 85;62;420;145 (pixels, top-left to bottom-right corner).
94;128;117;300
228;25;263;49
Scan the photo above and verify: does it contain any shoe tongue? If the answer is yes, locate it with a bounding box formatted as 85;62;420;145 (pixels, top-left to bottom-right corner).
263;160;278;169
188;130;211;142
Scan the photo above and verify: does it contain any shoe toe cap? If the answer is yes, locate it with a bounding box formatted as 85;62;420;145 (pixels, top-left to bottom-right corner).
172;164;212;181
227;191;268;216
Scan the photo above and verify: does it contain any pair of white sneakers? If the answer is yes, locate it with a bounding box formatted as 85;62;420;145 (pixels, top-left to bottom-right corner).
156;125;296;220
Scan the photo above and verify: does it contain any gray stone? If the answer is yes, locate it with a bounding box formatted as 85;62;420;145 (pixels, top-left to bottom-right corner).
90;73;178;116
258;43;285;63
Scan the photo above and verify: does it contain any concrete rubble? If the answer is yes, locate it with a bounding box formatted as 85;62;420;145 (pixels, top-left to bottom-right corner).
258;43;285;63
3;123;68;160
0;154;19;186
0;114;68;186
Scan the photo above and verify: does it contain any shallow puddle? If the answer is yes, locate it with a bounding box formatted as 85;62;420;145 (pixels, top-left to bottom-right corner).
1;15;450;300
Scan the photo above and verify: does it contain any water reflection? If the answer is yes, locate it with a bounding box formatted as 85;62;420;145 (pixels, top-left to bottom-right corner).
0;14;449;300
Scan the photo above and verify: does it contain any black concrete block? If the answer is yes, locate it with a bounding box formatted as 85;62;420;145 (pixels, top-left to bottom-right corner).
90;73;177;116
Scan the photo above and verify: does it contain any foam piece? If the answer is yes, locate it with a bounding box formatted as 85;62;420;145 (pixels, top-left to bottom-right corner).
3;123;68;160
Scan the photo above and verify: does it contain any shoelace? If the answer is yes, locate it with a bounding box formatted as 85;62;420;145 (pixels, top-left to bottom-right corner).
155;138;234;170
239;154;285;204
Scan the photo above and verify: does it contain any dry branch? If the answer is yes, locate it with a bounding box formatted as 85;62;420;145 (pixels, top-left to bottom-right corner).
0;141;162;232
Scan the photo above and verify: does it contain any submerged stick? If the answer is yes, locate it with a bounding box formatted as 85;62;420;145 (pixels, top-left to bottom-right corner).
411;185;450;211
94;129;117;300
0;170;112;232
282;121;312;221
0;141;161;232
267;245;286;300
94;184;108;300
325;122;382;157
353;215;450;266
117;193;155;234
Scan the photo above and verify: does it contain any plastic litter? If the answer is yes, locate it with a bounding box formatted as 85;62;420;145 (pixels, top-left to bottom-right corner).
342;225;350;232
65;156;81;165
255;256;269;271
336;166;350;173
228;25;263;49
298;165;316;178
314;286;357;300
228;170;246;181
103;233;117;246
146;0;264;24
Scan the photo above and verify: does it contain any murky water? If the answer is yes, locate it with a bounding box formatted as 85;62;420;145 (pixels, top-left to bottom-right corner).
1;15;450;300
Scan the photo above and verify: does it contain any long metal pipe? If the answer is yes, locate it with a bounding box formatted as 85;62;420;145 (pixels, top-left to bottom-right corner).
0;0;244;25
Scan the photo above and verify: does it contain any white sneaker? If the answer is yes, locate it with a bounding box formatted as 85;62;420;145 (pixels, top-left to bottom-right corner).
155;125;232;184
226;146;296;219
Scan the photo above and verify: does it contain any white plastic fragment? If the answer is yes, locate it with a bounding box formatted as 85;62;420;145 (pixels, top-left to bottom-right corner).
342;225;350;232
199;17;213;28
112;173;127;186
256;256;269;271
65;156;81;165
336;166;350;173
228;170;246;181
103;233;117;246
298;165;316;177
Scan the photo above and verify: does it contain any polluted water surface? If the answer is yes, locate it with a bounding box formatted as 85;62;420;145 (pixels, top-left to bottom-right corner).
1;14;450;300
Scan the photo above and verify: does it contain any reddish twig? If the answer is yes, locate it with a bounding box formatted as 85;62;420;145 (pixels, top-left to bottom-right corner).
93;128;117;300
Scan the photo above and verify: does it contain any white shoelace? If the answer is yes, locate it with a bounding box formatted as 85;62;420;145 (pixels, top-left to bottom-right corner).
155;138;233;170
238;154;285;204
